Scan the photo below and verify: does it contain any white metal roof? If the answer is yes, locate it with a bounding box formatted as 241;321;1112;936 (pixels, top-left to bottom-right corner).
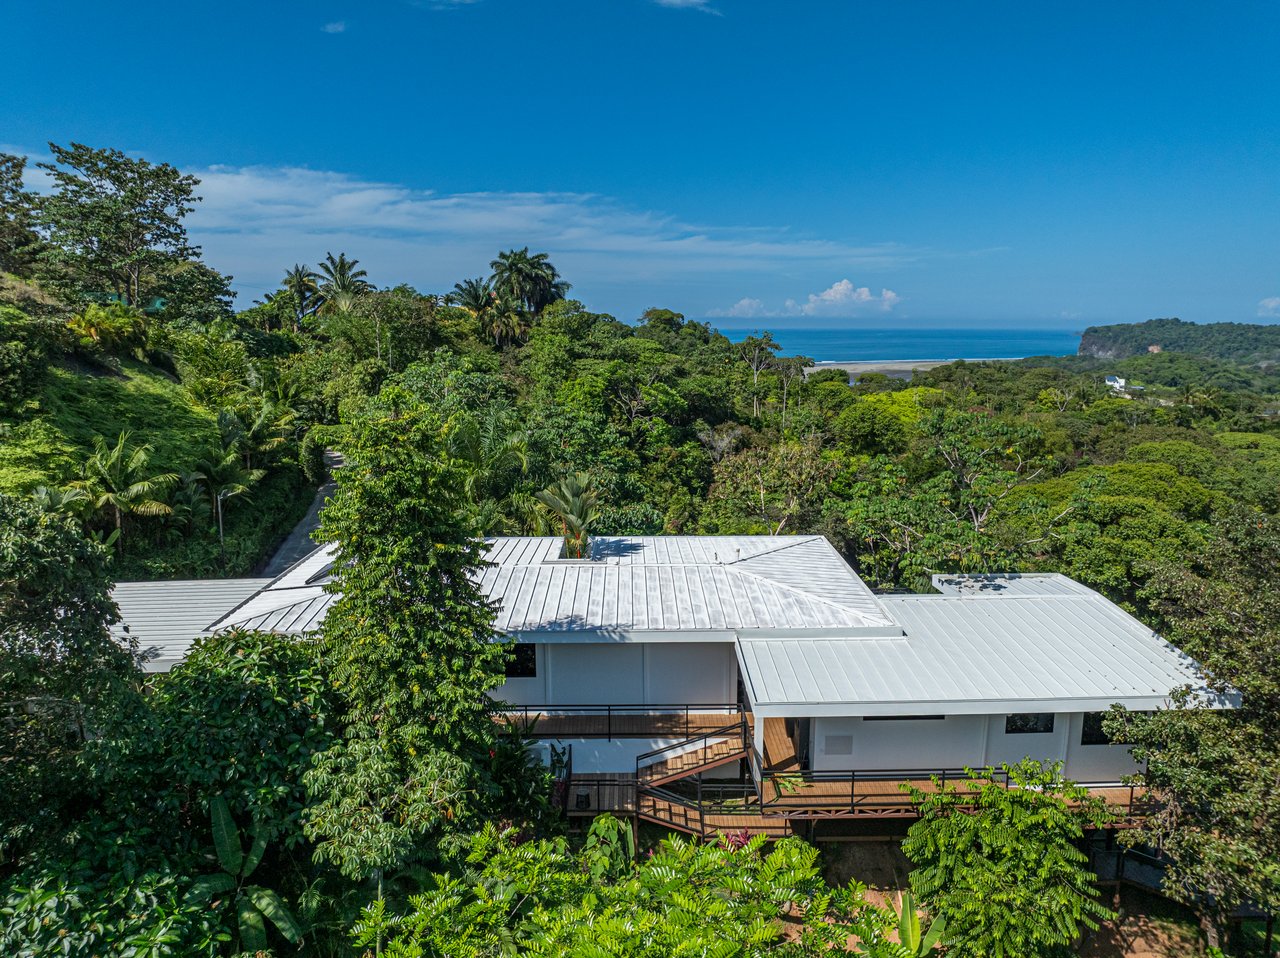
737;586;1229;716
111;578;269;672
210;535;901;641
931;572;1096;597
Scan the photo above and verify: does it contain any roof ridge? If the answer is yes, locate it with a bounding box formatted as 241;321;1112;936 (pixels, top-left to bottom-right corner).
722;535;822;565
727;564;878;619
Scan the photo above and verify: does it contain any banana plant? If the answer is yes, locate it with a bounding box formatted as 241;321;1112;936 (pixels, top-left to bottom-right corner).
897;891;946;956
186;795;303;952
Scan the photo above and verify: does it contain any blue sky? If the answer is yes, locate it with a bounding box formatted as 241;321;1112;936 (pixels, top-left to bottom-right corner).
4;1;1279;328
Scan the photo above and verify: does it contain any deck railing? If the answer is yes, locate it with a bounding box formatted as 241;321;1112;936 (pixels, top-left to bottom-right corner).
498;703;742;741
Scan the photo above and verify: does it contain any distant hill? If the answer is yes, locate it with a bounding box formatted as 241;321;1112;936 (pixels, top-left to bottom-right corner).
1079;318;1280;364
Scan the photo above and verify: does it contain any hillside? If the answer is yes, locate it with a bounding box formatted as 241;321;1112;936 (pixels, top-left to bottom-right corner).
1079;317;1280;364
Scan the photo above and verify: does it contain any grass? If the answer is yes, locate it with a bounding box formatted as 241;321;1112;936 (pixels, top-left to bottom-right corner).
0;356;313;580
0;358;219;492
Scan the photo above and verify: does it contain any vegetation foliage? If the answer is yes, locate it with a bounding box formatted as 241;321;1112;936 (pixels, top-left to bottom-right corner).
2;139;1279;954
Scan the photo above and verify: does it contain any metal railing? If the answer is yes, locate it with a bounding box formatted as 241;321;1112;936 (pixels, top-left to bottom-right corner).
636;718;749;783
564;776;639;815
499;702;742;741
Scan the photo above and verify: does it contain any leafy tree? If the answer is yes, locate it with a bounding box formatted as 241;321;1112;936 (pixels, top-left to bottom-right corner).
317;250;371;300
69;431;177;548
0;494;137;862
706;436;836;535
449;276;494;316
281;263;321;330
304;397;519;881
0;305;58;415
903;761;1115;958
489;247;569;316
1108;507;1280;945
0;152;40;276
185;796;303;953
356;823;929;958
36;141;202;305
736;331;781;417
533;471;602;557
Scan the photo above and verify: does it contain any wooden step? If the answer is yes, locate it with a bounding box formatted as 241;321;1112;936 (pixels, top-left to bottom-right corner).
637;793;792;841
638;736;748;786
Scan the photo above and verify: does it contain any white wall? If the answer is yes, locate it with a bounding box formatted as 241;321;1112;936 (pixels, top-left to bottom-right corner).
812;715;987;772
1062;713;1141;783
491;642;737;707
810;712;1141;783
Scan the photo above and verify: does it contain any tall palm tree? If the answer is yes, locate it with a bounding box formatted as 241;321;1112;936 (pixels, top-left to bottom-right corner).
449;277;495;316
534;472;601;559
70;432;177;550
281;264;321;330
489;248;570;316
197;449;266;557
318;252;371;300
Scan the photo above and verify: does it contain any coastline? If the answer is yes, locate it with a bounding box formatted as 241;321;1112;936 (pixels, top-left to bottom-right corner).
806;357;1024;379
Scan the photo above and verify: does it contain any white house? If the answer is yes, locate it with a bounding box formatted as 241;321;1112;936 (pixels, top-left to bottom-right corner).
114;535;1231;838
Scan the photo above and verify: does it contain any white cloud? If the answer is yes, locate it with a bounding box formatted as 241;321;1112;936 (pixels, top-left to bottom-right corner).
1258;297;1280;318
321;21;346;33
713;279;900;318
787;278;899;316
176;164;915;300
653;0;721;12
709;297;767;318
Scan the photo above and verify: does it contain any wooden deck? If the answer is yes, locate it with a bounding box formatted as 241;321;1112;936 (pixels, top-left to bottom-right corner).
542;711;1152;835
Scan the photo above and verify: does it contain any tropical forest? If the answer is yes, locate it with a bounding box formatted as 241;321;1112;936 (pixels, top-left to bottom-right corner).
2;143;1279;957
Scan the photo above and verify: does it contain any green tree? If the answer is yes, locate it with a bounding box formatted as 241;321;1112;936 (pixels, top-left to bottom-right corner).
706;436;836;535
281;263;322;330
903;761;1116;958
489;247;569;316
0;152;40;276
69;431;177;548
449;276;494;316
356;823;926;958
36;141;202;305
0;494;137;863
1107;507;1280;945
304;398;517;882
533;471;602;557
317;251;371;300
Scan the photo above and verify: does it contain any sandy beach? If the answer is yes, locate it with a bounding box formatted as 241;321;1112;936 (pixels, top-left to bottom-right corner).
805;358;1020;379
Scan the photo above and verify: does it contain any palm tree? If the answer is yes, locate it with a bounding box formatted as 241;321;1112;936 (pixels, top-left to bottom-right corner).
489;247;570;316
534;472;601;559
447;409;530;499
485;292;529;348
449;277;495;316
70;432;177;550
318;252;371;300
31;485;90;518
197;449;266;558
281;264;321;330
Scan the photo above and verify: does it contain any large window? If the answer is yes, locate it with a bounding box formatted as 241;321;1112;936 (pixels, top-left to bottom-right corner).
1082;711;1143;745
505;644;537;679
1005;713;1055;734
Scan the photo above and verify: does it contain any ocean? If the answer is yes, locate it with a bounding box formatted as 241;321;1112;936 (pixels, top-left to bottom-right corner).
714;326;1081;363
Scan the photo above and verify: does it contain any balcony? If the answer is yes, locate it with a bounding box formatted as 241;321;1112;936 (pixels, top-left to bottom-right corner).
500;706;1154;837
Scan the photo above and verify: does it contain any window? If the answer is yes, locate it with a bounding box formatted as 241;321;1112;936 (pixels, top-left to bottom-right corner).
505;644;537;679
1005;713;1055;734
1081;711;1134;745
862;715;945;722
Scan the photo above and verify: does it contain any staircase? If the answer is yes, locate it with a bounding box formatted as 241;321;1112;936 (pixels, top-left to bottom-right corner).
636;722;750;787
637;789;792;841
633;719;790;840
